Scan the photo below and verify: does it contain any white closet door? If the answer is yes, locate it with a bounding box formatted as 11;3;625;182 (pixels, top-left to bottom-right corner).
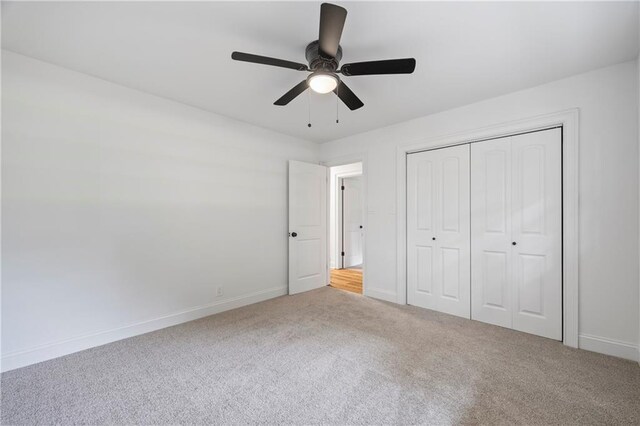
471;128;562;340
471;138;513;328
407;145;470;319
511;128;562;340
407;151;438;310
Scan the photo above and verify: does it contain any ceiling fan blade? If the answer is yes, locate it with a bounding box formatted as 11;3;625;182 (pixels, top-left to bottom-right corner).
340;58;416;76
318;3;347;58
274;80;309;106
334;81;363;110
232;52;308;71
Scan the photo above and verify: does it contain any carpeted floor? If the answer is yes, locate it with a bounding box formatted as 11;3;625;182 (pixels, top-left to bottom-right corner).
2;287;639;425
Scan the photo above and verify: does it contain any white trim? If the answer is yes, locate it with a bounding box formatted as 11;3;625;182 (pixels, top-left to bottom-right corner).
579;334;639;362
396;108;580;348
322;153;368;296
365;288;398;303
1;286;287;372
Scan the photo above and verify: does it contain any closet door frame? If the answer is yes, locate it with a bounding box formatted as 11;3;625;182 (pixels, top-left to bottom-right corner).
396;109;579;348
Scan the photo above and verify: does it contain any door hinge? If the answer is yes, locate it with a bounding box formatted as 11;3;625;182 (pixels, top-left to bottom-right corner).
341;185;345;190
341;251;345;256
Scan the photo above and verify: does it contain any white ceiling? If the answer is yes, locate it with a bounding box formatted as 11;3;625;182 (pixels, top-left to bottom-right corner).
2;1;638;143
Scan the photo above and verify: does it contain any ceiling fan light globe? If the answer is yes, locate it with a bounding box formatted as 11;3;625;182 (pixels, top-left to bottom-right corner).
308;73;338;94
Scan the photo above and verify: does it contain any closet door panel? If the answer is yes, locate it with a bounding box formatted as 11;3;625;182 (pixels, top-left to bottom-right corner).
434;145;471;318
516;253;546;315
441;156;462;232
408;145;470;319
481;251;509;308
511;128;562;340
407;154;438;309
416;246;434;294
441;247;461;300
471;138;513;328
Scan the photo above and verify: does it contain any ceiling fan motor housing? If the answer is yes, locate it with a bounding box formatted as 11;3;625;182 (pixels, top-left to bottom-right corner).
305;40;342;72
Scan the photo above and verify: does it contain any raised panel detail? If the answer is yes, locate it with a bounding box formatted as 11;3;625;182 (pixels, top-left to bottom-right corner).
471;138;512;328
296;239;321;279
297;172;321;226
441;247;460;300
289;160;327;295
517;254;546;317
484;150;508;234
416;246;433;294
416;160;433;231
408;144;470;319
482;251;508;309
471;128;561;339
520;145;545;235
441;157;460;232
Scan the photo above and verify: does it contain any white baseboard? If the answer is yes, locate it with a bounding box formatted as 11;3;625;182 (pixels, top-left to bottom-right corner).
579;333;639;362
1;286;287;372
364;287;397;303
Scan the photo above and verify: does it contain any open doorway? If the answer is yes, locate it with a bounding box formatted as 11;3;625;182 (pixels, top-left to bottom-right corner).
329;162;363;294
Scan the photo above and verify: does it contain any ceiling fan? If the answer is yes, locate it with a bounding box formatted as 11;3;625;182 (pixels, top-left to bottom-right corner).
231;2;416;111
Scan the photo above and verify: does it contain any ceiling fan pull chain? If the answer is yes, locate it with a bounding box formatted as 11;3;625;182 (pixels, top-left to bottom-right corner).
336;84;340;124
307;89;312;128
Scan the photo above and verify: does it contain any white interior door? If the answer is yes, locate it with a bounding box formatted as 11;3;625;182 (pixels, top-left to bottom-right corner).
511;129;562;340
288;161;327;295
471;128;562;340
407;144;471;319
342;176;363;268
471;138;513;329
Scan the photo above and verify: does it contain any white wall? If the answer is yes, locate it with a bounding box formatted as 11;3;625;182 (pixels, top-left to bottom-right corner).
637;10;640;367
321;60;640;360
328;163;362;269
1;51;319;371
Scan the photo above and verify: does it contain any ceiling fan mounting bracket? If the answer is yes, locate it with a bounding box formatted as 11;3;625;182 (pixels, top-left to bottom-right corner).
305;40;342;72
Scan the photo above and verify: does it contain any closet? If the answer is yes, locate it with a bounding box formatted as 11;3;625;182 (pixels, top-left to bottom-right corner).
407;128;562;340
407;144;471;318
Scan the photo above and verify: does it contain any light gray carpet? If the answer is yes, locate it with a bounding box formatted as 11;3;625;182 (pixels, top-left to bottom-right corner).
2;287;639;425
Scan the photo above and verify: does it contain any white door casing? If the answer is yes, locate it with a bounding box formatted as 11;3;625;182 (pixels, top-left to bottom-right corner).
342;176;363;268
471;128;562;340
288;161;327;295
407;144;471;319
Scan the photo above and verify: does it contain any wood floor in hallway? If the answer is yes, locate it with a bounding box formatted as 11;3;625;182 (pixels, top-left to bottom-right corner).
330;268;362;294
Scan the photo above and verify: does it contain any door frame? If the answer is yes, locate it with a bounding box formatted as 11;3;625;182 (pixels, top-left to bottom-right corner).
322;154;368;294
333;168;361;270
338;174;363;269
396;109;579;348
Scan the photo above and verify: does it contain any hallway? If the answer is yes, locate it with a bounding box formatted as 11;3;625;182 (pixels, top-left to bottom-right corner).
329;268;362;294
